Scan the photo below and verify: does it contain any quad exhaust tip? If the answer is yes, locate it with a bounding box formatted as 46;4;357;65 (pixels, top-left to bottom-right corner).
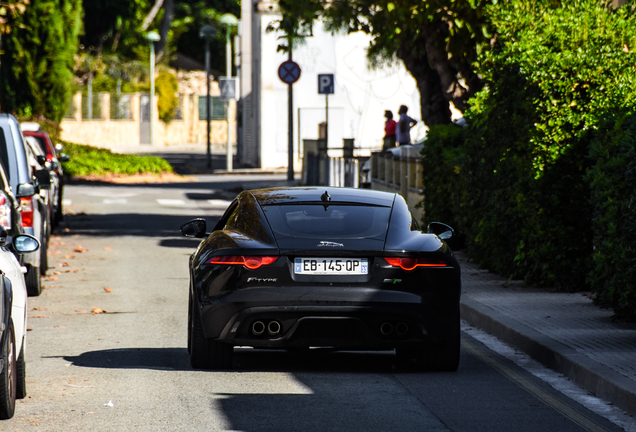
267;320;281;336
380;322;409;337
395;322;409;336
252;321;265;336
380;322;393;336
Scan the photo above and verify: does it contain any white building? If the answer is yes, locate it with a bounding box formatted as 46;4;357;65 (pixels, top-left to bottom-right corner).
238;0;425;170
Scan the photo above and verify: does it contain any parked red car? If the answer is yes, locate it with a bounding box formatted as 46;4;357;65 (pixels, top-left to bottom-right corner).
20;123;70;228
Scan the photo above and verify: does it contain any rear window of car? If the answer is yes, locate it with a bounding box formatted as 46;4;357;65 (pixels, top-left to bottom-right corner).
262;204;391;240
30;136;48;155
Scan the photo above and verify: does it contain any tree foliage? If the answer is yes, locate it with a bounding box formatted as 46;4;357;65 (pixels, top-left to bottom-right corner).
0;0;82;122
420;0;636;299
276;0;493;126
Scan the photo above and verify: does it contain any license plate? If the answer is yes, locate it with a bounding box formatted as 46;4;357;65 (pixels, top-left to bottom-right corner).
294;258;368;275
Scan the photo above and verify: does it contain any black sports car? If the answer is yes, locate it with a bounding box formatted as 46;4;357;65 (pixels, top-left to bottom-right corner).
181;187;461;370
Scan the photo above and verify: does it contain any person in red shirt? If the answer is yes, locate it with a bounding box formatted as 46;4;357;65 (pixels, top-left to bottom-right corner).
383;110;397;150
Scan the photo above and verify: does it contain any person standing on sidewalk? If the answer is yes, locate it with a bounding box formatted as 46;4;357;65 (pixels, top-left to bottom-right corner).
383;110;397;150
396;105;418;145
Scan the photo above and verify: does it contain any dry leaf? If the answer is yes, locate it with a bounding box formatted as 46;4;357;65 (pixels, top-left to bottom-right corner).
52;271;62;275
103;287;113;293
91;308;104;314
45;276;59;281
74;245;88;253
104;247;112;251
80;279;90;281
60;262;70;267
31;306;47;311
29;315;46;318
75;310;87;313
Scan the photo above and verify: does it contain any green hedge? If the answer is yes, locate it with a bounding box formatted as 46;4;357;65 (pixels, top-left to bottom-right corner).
587;112;636;319
420;1;636;308
61;141;174;177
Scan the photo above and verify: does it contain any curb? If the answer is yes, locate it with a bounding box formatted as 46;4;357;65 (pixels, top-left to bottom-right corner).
460;296;636;416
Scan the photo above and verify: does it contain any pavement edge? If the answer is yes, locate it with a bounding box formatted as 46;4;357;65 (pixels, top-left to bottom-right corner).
460;296;636;416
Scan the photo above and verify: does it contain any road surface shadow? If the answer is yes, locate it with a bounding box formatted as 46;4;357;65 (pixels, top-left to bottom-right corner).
59;347;426;373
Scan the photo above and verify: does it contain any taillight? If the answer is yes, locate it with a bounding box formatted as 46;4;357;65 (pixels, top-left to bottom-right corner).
385;257;449;271
207;255;278;270
0;193;11;230
20;196;34;228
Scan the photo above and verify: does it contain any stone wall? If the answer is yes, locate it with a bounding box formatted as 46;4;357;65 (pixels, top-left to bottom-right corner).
60;92;236;153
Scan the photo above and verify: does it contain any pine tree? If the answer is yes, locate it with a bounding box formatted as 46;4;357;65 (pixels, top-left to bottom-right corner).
0;0;83;122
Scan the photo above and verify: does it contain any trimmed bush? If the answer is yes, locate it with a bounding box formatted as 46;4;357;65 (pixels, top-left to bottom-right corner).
61;141;174;177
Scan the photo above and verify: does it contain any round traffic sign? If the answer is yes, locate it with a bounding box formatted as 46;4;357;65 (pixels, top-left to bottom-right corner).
278;60;301;85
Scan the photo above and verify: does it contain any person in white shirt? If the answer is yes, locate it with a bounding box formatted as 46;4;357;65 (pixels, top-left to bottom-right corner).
396;105;418;145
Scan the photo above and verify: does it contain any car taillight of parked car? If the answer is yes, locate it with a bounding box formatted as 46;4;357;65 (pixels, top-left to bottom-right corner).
0;193;11;230
384;257;449;271
20;196;34;228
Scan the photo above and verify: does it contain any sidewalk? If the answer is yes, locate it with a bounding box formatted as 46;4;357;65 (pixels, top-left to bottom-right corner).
457;251;636;416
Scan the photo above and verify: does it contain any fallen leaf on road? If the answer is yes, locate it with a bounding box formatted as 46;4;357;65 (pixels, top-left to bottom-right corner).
29;315;46;318
75;310;87;313
31;306;47;311
104;247;112;251
74;245;88;253
26;328;32;331
45;276;59;281
92;308;104;314
103;287;113;293
80;279;90;281
52;271;62;275
60;262;70;267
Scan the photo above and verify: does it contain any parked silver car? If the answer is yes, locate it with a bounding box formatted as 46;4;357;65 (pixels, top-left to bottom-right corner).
0;114;50;296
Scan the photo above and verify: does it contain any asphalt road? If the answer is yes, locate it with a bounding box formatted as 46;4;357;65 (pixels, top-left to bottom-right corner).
2;176;629;431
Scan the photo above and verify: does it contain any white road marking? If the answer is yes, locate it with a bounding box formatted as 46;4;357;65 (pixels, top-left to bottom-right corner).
103;199;127;204
208;199;231;207
62;199;72;206
157;199;186;206
86;191;138;198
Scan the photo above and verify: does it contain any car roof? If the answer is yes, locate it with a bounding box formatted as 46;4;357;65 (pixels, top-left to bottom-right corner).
249;187;397;207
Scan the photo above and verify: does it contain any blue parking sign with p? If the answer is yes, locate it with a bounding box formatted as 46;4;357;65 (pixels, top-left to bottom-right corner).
318;74;334;94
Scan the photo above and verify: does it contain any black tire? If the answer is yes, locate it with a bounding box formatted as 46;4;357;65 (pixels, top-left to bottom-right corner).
16;344;26;399
25;265;41;297
417;311;460;371
39;229;48;276
54;185;64;227
0;325;17;419
187;292;192;354
189;304;233;370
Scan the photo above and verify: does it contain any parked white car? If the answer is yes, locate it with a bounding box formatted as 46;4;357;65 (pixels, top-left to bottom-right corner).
0;232;39;419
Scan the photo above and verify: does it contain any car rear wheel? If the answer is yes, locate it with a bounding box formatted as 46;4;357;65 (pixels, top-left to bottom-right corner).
25;265;41;297
189;304;233;370
416;310;460;371
0;324;17;419
16;345;26;399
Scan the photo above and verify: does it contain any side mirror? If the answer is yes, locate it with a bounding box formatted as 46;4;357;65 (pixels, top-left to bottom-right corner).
58;153;70;163
35;169;51;190
16;183;35;198
12;234;40;253
181;219;208;238
427;222;454;240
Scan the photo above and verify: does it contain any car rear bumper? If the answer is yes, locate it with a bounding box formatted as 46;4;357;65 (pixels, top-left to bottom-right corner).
197;286;459;349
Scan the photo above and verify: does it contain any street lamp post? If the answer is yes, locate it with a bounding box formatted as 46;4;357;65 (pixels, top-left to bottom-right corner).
146;31;160;146
220;13;238;172
199;24;216;169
